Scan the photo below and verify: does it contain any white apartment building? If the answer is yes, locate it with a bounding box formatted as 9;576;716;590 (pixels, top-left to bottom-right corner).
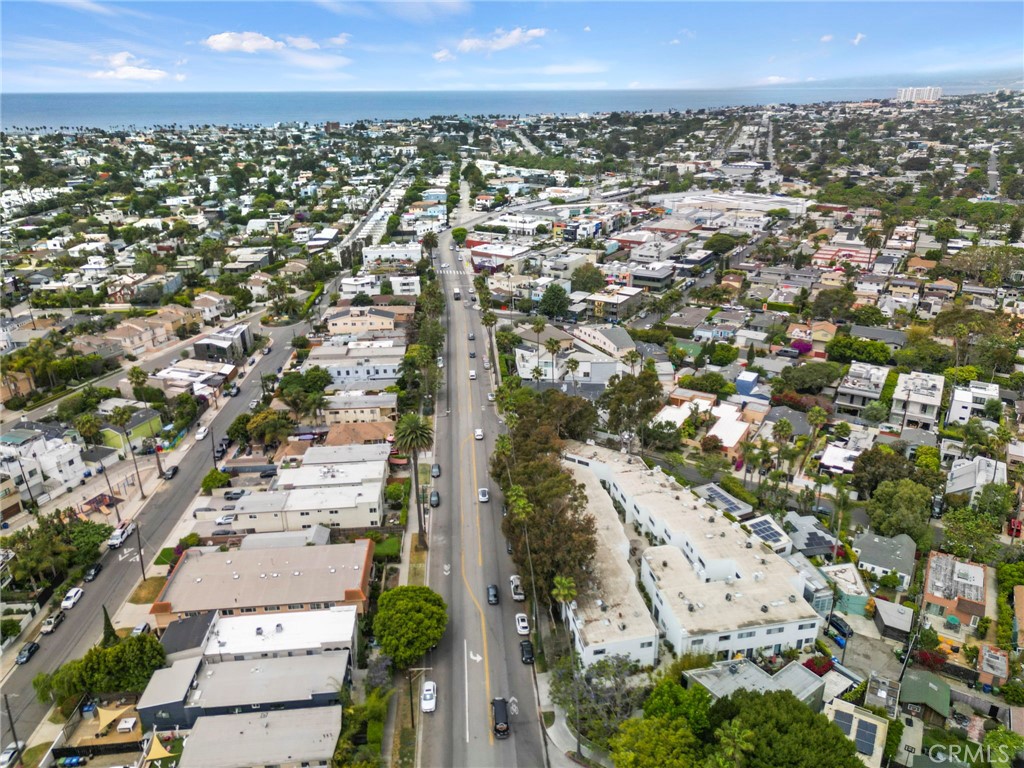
321;393;398;424
203;606;358;663
560;462;659;667
194;483;384;533
835;362;890;415
0;428;85;501
360;243;421;266
890;371;945;431
946;380;1001;426
300;341;405;387
339;273;420;299
896;86;942;102
564;444;821;660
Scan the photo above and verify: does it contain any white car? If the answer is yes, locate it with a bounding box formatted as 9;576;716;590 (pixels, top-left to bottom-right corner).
0;741;25;768
215;514;236;526
478;488;490;503
61;587;84;610
515;613;530;636
474;429;484;440
249;399;259;409
487;392;496;402
195;426;209;440
420;680;437;713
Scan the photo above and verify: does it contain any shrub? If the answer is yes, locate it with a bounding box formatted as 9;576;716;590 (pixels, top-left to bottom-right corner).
1;618;23;643
718;475;757;505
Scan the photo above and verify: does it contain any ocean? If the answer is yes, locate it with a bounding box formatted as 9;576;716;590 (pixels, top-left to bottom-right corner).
0;85;997;132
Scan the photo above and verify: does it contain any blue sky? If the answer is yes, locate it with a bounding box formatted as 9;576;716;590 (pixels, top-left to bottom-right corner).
2;1;1021;92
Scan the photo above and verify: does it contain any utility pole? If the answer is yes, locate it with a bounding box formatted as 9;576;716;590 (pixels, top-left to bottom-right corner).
406;667;431;730
3;693;21;764
134;522;147;581
102;468;122;524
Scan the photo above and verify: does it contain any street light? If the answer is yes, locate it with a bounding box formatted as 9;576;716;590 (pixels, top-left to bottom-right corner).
3;693;22;766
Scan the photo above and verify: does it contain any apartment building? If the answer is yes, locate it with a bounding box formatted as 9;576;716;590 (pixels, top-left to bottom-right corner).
300;341;405;387
835;362;890;415
193;323;253;362
890;371;945;431
325;305;414;335
321;393;399;424
0;427;85;501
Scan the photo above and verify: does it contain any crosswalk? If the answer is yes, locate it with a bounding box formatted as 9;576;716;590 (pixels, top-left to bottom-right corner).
435;268;471;275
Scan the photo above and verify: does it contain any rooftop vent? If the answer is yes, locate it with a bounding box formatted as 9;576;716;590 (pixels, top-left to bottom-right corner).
760;605;769;613
729;663;739;674
276;623;283;633
256;627;263;635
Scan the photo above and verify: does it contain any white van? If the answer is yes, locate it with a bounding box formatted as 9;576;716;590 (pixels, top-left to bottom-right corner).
469;370;477;380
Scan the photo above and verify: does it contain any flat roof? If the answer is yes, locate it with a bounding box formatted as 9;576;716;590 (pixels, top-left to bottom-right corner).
206;606;357;657
687;658;822;702
189;652;349;709
563;463;658;648
153;541;373;615
644;546;819;634
138;656;202;710
176;707;342;768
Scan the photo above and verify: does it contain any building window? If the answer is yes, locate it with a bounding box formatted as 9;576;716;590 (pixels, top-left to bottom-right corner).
240;607;256;614
300;511;311;516
798;622;816;630
288;604;303;609
592;649;606;656
640;641;654;648
718;634;731;641
221;609;234;616
265;605;280;611
766;627;784;635
691;639;704;648
738;631;755;639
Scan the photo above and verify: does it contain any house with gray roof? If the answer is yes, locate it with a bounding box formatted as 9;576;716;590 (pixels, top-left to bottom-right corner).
849;324;907;351
852;531;916;590
783;512;840;558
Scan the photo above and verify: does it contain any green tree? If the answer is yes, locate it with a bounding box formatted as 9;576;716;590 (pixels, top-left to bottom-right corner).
811;288;855;321
571;262;606;294
598;363;664;452
73;413;103;445
643;678;711;737
226;413;252;445
940;507;1002;562
825;336;891;365
372;586;448;670
201;468;231;494
420;231;438;257
537;284;570;319
101;605;119;648
705;232;738;255
610;716;699;768
867;478;933;547
860;400;891;425
451;227;468;246
549;654;648;748
974;483;1016;520
351;292;374;307
127;365;148;389
394;413;433;550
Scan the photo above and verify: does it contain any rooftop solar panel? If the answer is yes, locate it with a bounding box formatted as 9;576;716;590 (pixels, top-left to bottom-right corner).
750;519;783;544
833;709;854;735
854;721;878;755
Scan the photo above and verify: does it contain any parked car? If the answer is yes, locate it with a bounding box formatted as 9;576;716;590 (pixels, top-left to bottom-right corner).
509;575;526;602
515;613;530;636
228;385;240;397
420;681;437;713
429;490;441;508
83;562;103;582
215;514;236;525
249;399;260;409
15;642;39;665
40;611;66;635
195;426;210;440
259;468;277;478
520;639;535;664
61;587;84;609
829;615;854;638
211;529;237;537
131;622;152;636
224;489;246;501
162;465;179;480
431;463;441;478
487;392;496;402
0;742;25;768
478;488;490;503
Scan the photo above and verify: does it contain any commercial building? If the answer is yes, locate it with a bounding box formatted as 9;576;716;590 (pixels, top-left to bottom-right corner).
890;371;944;432
176;707;342;768
896;86;942;102
560;461;659;668
150;540;374;630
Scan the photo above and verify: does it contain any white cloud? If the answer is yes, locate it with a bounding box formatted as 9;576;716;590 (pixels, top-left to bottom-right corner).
457;27;547;54
41;0;116;16
669;39;680;45
820;34;833;43
759;75;792;85
329;33;352;46
174;73;187;82
583;25;591;32
285;36;320;50
433;48;456;62
851;32;866;46
89;64;168;81
203;31;284;53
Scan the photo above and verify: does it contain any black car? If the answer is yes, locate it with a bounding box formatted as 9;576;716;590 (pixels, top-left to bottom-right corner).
430;463;441;478
429;490;441;508
83;562;103;582
162;465;179;480
15;641;40;665
211;529;238;537
259;468;277;478
829;615;854;638
487;584;499;605
469;351;476;358
520;639;535;664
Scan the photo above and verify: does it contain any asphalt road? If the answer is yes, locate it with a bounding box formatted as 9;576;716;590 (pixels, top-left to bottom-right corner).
0;321;300;748
419;226;546;768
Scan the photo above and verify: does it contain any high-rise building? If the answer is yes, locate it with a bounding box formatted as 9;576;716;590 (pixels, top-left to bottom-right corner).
895;86;943;102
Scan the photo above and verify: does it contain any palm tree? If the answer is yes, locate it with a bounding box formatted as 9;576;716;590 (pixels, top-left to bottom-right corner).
772;417;793;466
565;357;579;396
530;316;546;351
544;338;561;383
109;405;146;499
305;391;328;425
806;405;828;447
421;231;438;258
712;720;755;768
623;349;642;376
127;365;148;390
74;413;102;444
531;366;543;390
394;413;433;550
481;309;497;369
550;574;581;755
863;228;882;259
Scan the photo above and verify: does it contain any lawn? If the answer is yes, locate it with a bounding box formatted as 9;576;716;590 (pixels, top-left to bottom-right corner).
129;576;168;604
20;742;53;768
408;544;427;586
373;535;402;561
154;547;177;566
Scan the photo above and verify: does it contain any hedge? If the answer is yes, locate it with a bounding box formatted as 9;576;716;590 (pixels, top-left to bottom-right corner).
301;282;325;317
717;475;757;505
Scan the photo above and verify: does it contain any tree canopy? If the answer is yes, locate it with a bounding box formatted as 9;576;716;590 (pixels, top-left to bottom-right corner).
372;585;448;669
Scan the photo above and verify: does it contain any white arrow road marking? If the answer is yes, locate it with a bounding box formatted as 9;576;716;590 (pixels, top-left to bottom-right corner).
469;651;481;663
118;548;135;562
443;563;451;576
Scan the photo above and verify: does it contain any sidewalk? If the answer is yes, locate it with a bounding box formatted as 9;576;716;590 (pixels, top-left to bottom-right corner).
536;670;612;768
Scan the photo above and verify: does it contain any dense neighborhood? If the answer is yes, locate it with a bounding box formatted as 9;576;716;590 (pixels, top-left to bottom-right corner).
2;88;1024;768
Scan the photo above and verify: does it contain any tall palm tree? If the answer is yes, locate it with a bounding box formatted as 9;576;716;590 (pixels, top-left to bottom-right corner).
530;316;546;351
305;390;329;425
421;231;438;258
550;574;581;755
806;406;828;447
481;309;497;369
127;365;148;390
109;405;146;499
74;413;103;445
565;357;579;396
544;338;561;383
531;366;543;390
623;349;642;376
394;413;434;550
863;228;882;260
772;417;793;467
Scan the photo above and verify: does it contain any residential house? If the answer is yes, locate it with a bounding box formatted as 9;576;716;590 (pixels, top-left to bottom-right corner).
571;324;635;358
945;456;1007;503
193;291;233;323
921;551;987;633
824;699;889;768
0;427;85;501
899;670;950;726
849;325;907;352
872;599;914;644
977;645;1010;689
851;531;916;590
835;362;890;416
100;407;163;452
782;512;839;558
300;341;405;388
320;393;398;424
890;371;944;431
685;658;825;712
193;324;253;362
103;317;173;356
947;380;1001;426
